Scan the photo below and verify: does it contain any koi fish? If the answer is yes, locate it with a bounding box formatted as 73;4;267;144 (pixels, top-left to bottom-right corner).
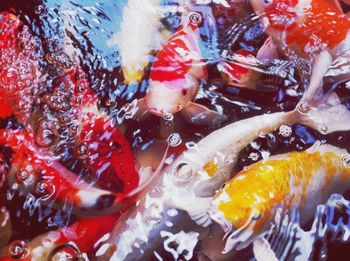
0;214;118;260
0;12;40;122
95;93;350;260
0;129;141;216
218;50;261;89
112;0;166;84
134;4;227;124
249;0;350;101
208;142;350;259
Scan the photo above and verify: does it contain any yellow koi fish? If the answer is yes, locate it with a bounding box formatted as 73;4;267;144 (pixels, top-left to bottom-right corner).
209;141;350;258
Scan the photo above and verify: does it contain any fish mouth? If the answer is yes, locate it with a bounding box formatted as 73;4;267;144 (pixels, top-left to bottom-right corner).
209;205;260;253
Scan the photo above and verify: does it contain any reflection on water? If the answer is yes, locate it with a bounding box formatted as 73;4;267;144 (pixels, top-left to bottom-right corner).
0;0;350;260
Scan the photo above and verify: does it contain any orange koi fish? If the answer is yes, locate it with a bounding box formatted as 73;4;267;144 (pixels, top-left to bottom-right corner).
0;214;118;260
209;142;350;258
250;0;350;101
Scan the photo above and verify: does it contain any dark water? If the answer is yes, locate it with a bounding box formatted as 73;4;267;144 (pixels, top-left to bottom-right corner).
0;0;350;260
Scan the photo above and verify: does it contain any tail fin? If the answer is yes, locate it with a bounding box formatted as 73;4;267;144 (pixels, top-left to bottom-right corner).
79;144;170;216
296;93;350;134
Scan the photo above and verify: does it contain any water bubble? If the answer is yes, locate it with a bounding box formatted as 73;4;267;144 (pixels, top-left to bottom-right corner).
34;5;47;15
49;244;82;261
8;240;30;259
168;133;182;147
35;179;54;199
75;143;90;159
279;125;292;137
342;155;350;168
75;84;85;94
319;124;328;134
248;152;259;161
297;101;310;114
188;12;202;25
163;113;174;122
35;120;59;148
16;169;32;184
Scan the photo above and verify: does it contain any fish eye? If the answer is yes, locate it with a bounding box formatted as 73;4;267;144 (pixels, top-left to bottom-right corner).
174;162;195;180
264;0;273;4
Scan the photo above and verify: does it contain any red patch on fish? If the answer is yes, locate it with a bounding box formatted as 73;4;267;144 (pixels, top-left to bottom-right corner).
150;25;207;85
221;50;252;81
264;0;350;51
78;118;139;194
0;12;39;121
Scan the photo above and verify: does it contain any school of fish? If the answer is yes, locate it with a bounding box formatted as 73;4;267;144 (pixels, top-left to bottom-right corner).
0;0;350;260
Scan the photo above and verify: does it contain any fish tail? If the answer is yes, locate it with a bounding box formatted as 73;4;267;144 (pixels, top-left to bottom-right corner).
294;92;350;134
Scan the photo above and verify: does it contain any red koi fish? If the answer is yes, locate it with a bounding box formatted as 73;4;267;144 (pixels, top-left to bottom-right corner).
0;12;40;122
76;117;139;194
40;65;139;195
0;129;139;216
134;9;226;125
250;0;350;101
0;214;118;260
219;49;261;89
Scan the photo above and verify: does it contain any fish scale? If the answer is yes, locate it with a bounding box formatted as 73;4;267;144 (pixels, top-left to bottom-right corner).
211;144;350;253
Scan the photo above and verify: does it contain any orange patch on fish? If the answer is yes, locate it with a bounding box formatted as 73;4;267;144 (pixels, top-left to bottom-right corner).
214;146;350;233
203;159;219;177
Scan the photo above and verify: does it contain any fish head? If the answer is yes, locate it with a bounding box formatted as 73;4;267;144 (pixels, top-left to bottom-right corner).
209;177;271;250
146;79;198;116
250;0;275;13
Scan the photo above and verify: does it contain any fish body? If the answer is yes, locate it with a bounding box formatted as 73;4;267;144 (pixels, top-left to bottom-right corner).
250;0;350;99
0;12;40;122
209;142;350;252
135;3;228;124
96;92;350;260
219;50;261;88
0;129;138;216
114;0;166;84
0;214;118;260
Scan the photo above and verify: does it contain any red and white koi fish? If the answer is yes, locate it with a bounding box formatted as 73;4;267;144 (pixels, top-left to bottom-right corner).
209;142;350;259
95;92;350;260
134;6;227;125
0;129;141;216
218;49;261;89
0;214;118;260
249;0;350;101
112;0;168;84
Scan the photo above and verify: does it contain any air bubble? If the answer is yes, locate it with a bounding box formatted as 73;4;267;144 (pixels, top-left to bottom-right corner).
8;240;30;259
35;120;59;148
49;244;81;261
75;143;90;159
163;113;174;122
34;5;47;15
279;125;292;137
297;101;310;114
248;152;259;161
168;133;182;147
16;169;31;184
319;125;328;134
35;179;55;199
342;155;350;168
189;12;202;25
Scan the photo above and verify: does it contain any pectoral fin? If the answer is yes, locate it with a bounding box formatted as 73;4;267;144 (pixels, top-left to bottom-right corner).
181;102;227;126
173;197;213;227
257;37;279;62
253;237;278;261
